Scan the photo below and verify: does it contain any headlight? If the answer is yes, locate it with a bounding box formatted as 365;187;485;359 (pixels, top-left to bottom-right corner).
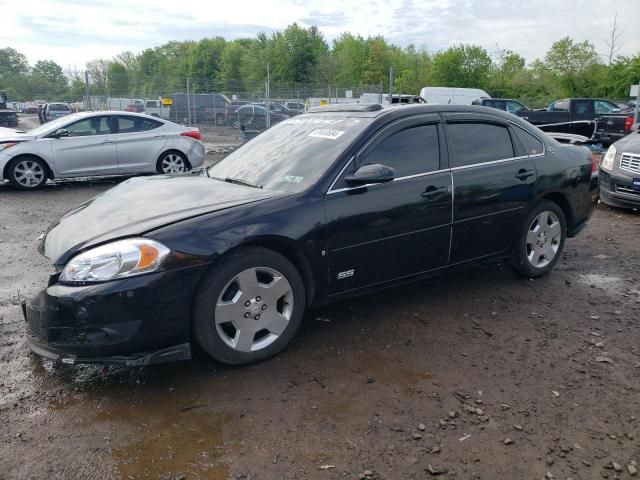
601;145;617;171
0;142;18;152
60;238;170;282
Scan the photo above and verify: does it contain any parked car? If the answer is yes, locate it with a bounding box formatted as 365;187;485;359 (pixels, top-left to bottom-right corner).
39;102;73;123
23;102;40;114
144;99;170;119
284;101;305;113
599;130;640;209
419;87;491;105
22;103;596;366
0;111;204;189
474;98;529;114
230;104;288;129
516;98;634;145
168;93;230;124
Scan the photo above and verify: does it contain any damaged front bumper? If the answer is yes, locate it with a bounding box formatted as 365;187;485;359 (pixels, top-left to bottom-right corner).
21;266;206;366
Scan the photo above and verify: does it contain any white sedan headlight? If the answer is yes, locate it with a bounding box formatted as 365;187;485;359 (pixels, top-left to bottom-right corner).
601;145;617;171
60;238;170;282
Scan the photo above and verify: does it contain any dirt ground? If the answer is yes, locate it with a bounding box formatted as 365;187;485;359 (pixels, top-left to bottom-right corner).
1;175;639;480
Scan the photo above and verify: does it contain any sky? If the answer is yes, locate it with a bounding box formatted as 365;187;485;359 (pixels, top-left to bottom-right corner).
1;0;639;69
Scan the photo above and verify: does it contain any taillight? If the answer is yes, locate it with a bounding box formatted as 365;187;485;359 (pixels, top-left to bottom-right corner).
180;130;201;141
591;153;599;175
624;116;633;132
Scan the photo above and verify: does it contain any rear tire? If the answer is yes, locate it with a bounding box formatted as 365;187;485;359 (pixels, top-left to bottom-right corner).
511;200;566;277
156;150;189;174
7;156;48;190
193;246;306;365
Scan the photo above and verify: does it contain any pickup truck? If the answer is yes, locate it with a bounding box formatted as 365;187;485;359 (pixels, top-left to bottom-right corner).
515;98;634;145
473;98;529;114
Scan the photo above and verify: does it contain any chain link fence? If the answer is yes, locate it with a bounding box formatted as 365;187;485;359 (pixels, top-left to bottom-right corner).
8;76;391;143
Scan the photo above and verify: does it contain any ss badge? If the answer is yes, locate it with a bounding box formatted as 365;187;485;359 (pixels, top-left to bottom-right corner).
337;269;354;280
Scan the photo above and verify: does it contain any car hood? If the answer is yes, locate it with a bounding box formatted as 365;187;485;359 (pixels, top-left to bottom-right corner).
614;131;640;153
0;127;32;141
41;175;281;264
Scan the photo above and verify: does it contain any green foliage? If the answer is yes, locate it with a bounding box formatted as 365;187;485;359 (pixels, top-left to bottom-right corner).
1;30;639;106
431;45;493;89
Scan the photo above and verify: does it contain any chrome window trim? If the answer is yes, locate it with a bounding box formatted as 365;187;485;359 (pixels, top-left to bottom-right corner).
450;155;529;171
327;115;547;194
327;168;450;194
444;112;547;157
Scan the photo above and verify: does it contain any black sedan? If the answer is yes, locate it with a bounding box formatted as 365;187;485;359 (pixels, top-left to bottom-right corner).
230;104;288;130
599;129;640;209
24;104;597;366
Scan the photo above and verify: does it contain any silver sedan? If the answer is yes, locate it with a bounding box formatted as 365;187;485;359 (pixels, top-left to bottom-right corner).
0;111;205;189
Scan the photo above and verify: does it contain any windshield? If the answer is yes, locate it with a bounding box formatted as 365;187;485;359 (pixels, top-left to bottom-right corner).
27;113;84;136
207;115;373;192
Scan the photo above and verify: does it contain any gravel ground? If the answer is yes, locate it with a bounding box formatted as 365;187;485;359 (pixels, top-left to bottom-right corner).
0;174;639;480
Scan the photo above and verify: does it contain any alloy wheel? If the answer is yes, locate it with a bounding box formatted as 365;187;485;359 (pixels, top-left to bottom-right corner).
526;211;562;268
160;154;185;174
215;267;294;353
13;159;45;188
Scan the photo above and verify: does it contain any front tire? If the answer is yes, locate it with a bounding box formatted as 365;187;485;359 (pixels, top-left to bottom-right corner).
511;200;566;277
193;246;306;365
8;156;48;190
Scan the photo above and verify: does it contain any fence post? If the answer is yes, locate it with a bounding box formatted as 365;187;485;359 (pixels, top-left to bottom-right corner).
186;77;191;126
389;66;394;103
265;63;271;129
84;71;90;111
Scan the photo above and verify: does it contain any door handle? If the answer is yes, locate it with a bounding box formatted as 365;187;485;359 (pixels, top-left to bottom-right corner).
421;186;449;199
101;139;113;144
154;134;165;138
515;169;534;180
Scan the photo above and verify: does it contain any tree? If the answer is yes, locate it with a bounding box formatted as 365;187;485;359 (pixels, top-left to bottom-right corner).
107;62;129;95
30;60;68;99
604;13;623;65
431;44;492;88
543;37;601;96
86;59;109;95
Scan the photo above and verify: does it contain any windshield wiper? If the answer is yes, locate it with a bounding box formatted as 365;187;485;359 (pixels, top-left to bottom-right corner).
223;177;263;189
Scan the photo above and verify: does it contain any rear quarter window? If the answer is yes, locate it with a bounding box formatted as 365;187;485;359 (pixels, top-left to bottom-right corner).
513;127;544;156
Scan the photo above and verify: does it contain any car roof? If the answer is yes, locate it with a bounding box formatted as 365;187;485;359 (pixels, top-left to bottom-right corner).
305;103;524;120
66;111;167;120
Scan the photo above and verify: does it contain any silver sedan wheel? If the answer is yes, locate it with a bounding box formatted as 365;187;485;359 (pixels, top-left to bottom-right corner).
215;267;294;353
160;153;186;174
13;159;45;188
526;211;562;268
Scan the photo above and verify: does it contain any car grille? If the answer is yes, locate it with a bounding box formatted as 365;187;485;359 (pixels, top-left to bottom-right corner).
620;153;640;174
24;304;43;339
616;184;640;196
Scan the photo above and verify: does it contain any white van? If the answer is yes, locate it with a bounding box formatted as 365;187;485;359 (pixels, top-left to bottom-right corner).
419;87;490;105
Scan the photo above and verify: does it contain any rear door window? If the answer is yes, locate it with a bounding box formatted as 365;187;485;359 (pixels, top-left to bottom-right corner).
448;122;514;167
594;100;618;114
117;116;162;133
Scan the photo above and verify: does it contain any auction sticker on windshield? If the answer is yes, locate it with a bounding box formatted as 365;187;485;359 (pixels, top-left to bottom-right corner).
309;129;345;140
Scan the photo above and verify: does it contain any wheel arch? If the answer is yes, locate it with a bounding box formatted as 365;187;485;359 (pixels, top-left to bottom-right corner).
538;191;574;230
3;153;54;180
191;235;316;311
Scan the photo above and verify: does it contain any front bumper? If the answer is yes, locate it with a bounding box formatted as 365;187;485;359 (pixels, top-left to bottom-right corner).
22;264;208;365
598;169;640;210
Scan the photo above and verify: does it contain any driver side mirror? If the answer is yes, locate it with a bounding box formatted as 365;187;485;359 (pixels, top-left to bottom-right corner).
344;163;395;185
53;128;69;138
